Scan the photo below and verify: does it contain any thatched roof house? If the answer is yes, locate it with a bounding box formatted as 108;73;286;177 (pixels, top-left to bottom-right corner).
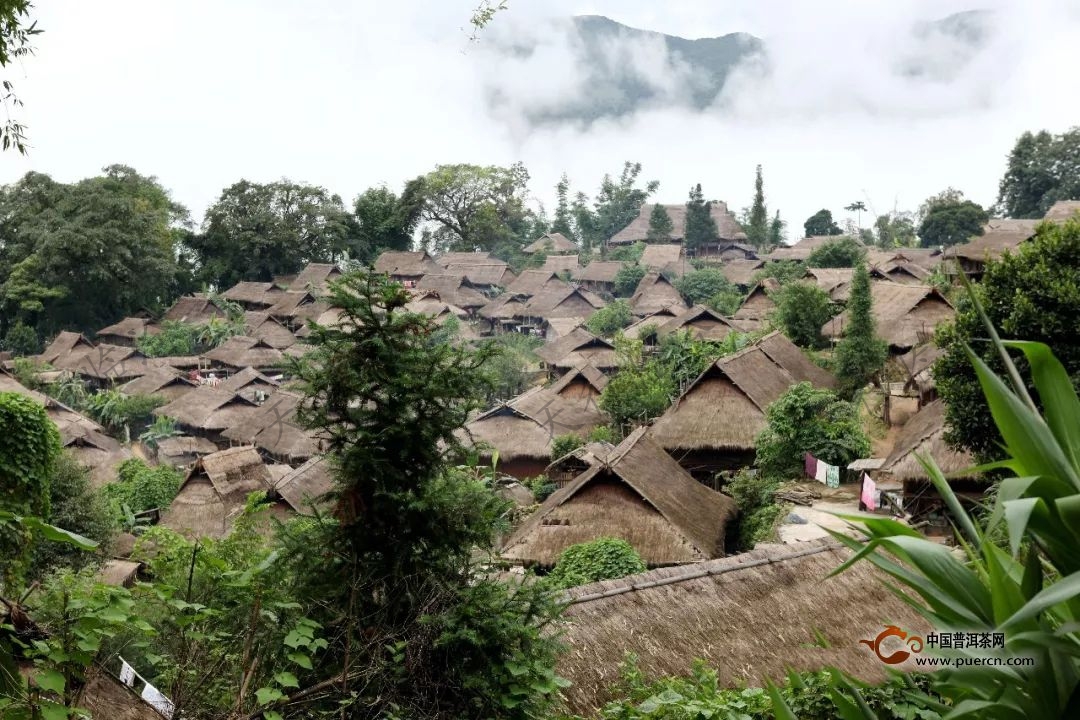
895;344;945;398
506;269;565;296
523;285;606;321
713;241;759;261
656;305;739;341
572;260;623;293
556;539;929;715
464;386;607;479
621;308;683;341
435;251;507;267
415;274;489;311
1044;200;1080;221
629;271;688;317
272;455;335;514
549;364;609;399
524;232;579;254
373;250;442;283
732;278;779;330
119;366;198;402
153;386;261;436
163;295;227;325
222;281;284;309
639;244;686;274
805;267;853;299
37;331;96;366
501;427;738;567
765;235;862;262
96;317;157;347
943;219;1039;276
289;262;343;293
541;254;579;274
218;366;280;400
545;440;615;486
544;317;586;341
872;261;931;286
220;391;322;463
155;435;219;468
822;282;954;352
650;331;835;477
535;329;618;373
243;311;298;349
203;336;285;370
444;263;517;289
266;290;327;327
610;202;746;245
718;259;765;288
161;446;280;539
64;344;150;383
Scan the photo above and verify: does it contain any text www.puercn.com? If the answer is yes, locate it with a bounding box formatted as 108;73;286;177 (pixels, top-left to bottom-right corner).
914;656;1036;668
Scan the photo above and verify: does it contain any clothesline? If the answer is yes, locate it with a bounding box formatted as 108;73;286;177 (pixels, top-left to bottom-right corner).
118;656;175;719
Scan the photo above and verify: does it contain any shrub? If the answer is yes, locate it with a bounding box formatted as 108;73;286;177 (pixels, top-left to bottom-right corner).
102;458;183;521
806;236;866;267
545;537;646;589
752;260;807;287
550;433;585;460
833;263;887;397
755;382;870;479
674;268;735;305
772;282;834;348
599;363;675;428
585;300;633;337
705;288;742;316
613;263;647;297
137;320;200;357
723;469;785;550
608;242;645;263
2;320;40;356
588;425;617;444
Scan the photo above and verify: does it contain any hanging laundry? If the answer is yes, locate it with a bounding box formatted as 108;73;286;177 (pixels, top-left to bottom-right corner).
814;461;828;485
825;464;840;489
141;682;175;719
118;659;135;687
804;452;817;479
861;473;877;511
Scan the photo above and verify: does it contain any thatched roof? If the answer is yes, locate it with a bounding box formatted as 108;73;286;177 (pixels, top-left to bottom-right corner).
765;235;862;262
373;250;441;278
220;391;322;462
161;446;275;539
502;427;738;567
96;317;157;342
477;293;528;321
163;295;226;325
415;274;489;309
273;456;335;513
880;399;975;481
545;317;586;339
37;331;96;366
556;539;929;714
156;435;218;460
119;366;198;401
535;328;617;369
640;243;683;269
718;259;765;287
822;282;954;350
656;305;738;341
266;291;327;324
523;285;606;320
650;332;834;451
435;251;507;267
524;232;579;254
97;559;142;587
1044;200;1080;221
545;440;615;476
506;269;565;296
289;262;343;293
630;271;688;317
572;260;623;283
805;267;852;295
895;344;945;388
153;386;260;431
219;366;281;400
621;308;682;340
76;667;165;720
733;279;780;323
549;364;609;396
66;344;150;381
243;311;299;349
610;202;746;245
944;219;1039;263
203;336;285;370
541;254;579;274
444;263;517;287
222;281;283;307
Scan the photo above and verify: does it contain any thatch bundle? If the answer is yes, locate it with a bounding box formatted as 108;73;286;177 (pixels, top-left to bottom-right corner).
556;539;929;714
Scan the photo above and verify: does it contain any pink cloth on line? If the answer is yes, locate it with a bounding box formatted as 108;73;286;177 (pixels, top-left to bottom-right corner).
804;452;817;479
861;473;877;511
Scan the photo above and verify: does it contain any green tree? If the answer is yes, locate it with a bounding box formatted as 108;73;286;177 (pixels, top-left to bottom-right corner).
746;165;768;249
600;363;674;428
997;127;1080;218
773;282;834;349
29;453;114;579
0;0;39;154
351;179;426;258
768;210;785;248
136;320;199;357
873;211;917;248
675;268;736;306
585;299;633;337
286;271;565;717
2;319;38;356
683;184;718;252
918;198;988;248
572;162;659;252
188;179;351;289
803;208;843;237
550;433;585;462
806;236;866;267
752;260;807;287
0;166;191;338
844;200;867;229
551;173;575;240
832;263;888;397
418;162;533;255
545;537;646;590
102;458;183;522
755;382;870;478
613;263;647;297
645;203;674;243
936;218;1080;462
0;391;61;587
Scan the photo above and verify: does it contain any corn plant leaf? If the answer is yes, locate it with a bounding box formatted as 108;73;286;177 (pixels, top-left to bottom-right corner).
1002;340;1080;474
765;680;798;720
1001;569;1080;631
920;452;981;546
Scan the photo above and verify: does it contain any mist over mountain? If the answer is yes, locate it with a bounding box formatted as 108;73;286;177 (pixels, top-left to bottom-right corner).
483;10;993;128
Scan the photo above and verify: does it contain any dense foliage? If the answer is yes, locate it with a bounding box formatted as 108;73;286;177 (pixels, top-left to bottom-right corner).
683;184;718;252
873;211;918;248
585;299;633;337
352;180;426;255
745;165;769;249
936;218;1080;461
752;260;807;287
480;332;543;403
613;263;646;297
723;468;786;549
803;209;843;237
101;458;183;522
833;263;888;397
917;198;987;248
805;236;865;267
646;204;673;243
996;126;1080;218
755;382;871;478
570;162;658;254
772;282;834;348
545;538;646;590
674;268;736;306
599;362;675;429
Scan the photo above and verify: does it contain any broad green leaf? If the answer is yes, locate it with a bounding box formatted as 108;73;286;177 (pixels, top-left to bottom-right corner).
286;652;312;670
766;680;798;720
274;671;299;689
255;686;284;705
1003;340;1080;473
20;517;98;550
920;452;981;547
1003;498;1041;557
1001;569;1080;630
34;669;65;695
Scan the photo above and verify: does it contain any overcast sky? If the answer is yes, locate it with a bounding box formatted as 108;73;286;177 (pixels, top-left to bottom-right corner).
2;0;1079;238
